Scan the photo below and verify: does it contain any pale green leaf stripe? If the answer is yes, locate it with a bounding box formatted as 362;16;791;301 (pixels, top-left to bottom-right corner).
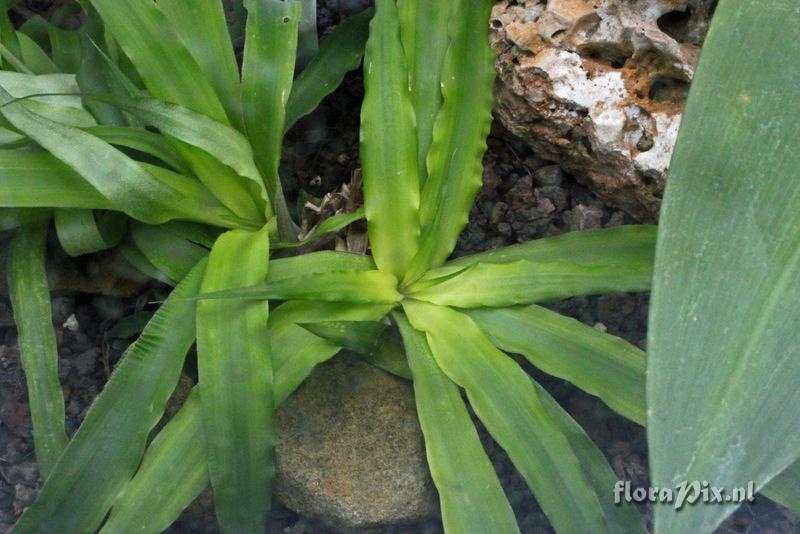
198;269;402;304
410;259;652;308
646;3;800;533
0;86;225;226
360;0;420;279
103;301;384;533
426;225;658;281
763;462;800;515
87;0;228;123
95;95;270;219
405;0;495;281
285;8;373;131
8;222;67;477
0;150;112;210
241;0;299;227
468;305;646;425
397;0;452;187
85;125;191;175
197;227;272;532
54;209;127;257
158;0;243;129
403;300;607;533
534;382;647;533
395;312;519;534
271;208;365;250
13;259;206;533
101;390;207;534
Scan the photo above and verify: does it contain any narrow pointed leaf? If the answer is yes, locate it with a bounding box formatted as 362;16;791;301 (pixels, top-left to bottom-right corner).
285;8;373;131
54;209;127;257
272;208;364;250
468;305;646;425
13;260;206;533
403;300;607;533
8;222;67;477
406;0;495;280
647;3;800;532
87;0;228;122
85;126;191;175
360;0;420;279
410;259;652;308
198;270;401;304
397;0;452;186
197;227;272;532
395;312;519;533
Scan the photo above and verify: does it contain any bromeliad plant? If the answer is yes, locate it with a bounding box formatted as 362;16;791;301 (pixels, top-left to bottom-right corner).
0;0;373;532
71;1;661;532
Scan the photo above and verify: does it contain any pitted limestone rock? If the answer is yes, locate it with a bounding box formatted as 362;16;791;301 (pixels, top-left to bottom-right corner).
490;0;715;221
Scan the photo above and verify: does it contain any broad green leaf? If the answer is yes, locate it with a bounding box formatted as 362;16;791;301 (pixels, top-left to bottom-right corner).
8;222;68;477
0;71;82;108
241;0;300;237
646;3;800;532
397;0;451;187
268;250;375;282
103;301;381;533
54;209;127;257
0;87;233;226
13;260;206;533
119;239;171;284
0;150;113;210
395;312;519;533
534;382;647;533
197;227;272;532
763;462;800;515
468;305;646;425
85;126;191;175
17;32;58;74
197;269;402;304
43;17;81;73
403;300;607;533
424;225;657;281
360;0;420;279
284;8;373;130
405;0;495;281
101;391;207;534
77;32;126;126
271;208;365;250
92;95;270;220
130;221;215;285
87;0;228;122
158;0;243;129
409;259;651;308
299;320;387;355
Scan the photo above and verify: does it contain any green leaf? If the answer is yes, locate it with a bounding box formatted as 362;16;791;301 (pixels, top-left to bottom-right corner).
468;305;646;425
299;320;387;355
0;150;113;210
241;0;300;237
100;390;208;534
17;32;58;74
424;225;657;281
284;7;373;131
405;0;495;281
87;0;228;122
763;462;800;515
196;227;272;532
403;300;607;533
409;259;652;308
129;221;214;285
7;222;68;477
0;208;49;231
13;259;206;533
158;0;243;129
0;87;235;227
54;209;128;257
85;125;191;175
534;381;647;533
360;0;420;279
295;0;318;69
397;0;451;187
197;269;402;304
646;3;800;532
395;312;519;533
268;250;375;282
